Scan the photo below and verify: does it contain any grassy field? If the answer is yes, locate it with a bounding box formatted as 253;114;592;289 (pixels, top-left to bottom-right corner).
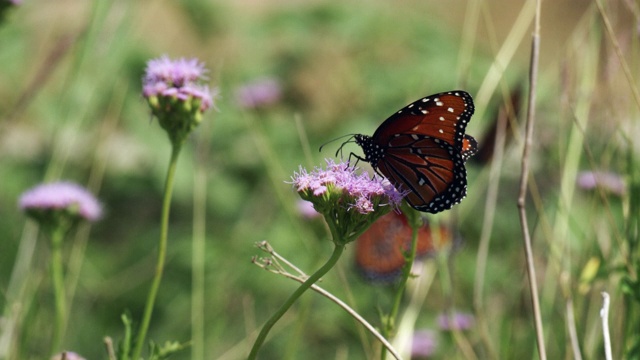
1;1;639;359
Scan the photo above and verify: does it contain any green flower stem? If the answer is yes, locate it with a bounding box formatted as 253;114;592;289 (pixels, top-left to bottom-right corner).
380;219;418;360
248;243;346;359
50;226;67;353
382;208;421;360
436;250;477;359
192;160;207;360
132;143;182;360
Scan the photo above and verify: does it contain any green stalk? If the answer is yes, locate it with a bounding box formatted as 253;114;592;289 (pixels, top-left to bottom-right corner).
248;244;346;359
131;143;182;360
381;213;419;360
191;160;207;360
50;226;67;353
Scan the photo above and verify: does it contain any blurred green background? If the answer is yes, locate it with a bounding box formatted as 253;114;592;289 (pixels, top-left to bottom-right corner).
1;0;638;359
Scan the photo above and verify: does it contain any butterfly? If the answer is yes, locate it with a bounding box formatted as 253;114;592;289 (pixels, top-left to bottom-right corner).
348;90;477;213
355;211;454;283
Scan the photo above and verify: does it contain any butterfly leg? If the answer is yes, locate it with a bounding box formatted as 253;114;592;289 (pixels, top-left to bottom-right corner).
348;152;366;168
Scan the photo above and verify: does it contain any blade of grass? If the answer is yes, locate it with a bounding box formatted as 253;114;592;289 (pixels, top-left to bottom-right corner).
595;0;640;111
192;129;211;360
456;0;481;85
473;101;508;360
473;0;536;122
516;0;546;359
601;292;612;360
392;261;437;359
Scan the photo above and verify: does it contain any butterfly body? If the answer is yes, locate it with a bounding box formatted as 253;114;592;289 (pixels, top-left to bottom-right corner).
353;90;477;213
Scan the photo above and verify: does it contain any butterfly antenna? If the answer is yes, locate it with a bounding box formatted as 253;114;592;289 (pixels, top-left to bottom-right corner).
335;137;358;159
319;134;356;153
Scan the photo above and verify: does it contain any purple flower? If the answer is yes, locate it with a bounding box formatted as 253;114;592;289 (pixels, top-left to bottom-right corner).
19;182;102;222
144;55;207;87
352;196;374;214
143;55;216;113
290;159;404;214
290;160;405;244
235;77;282;109
411;329;438;358
577;171;625;196
51;352;86;360
437;311;475;331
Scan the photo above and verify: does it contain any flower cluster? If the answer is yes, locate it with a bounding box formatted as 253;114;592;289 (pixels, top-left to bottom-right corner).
291;159;404;214
290;159;404;245
577;170;625;196
411;329;438;358
19;182;102;226
142;55;217;145
437;311;475;331
235;77;282;109
143;56;214;111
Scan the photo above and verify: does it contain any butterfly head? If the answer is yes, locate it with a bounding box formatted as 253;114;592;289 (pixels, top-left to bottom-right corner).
354;134;383;164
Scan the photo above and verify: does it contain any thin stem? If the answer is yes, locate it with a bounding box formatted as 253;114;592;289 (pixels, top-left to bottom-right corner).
121;314;133;360
595;0;640;110
566;298;583;360
50;226;67;353
104;337;117;360
131;143;182;360
601;292;612;360
382;215;419;360
516;0;546;358
192;145;208;360
248;244;346;359
473;98;508;360
253;248;402;360
438;253;477;360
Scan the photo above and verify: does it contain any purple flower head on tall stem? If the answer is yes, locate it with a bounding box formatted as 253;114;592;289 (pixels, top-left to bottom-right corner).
19;181;102;222
142;55;218;145
290;159;405;245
